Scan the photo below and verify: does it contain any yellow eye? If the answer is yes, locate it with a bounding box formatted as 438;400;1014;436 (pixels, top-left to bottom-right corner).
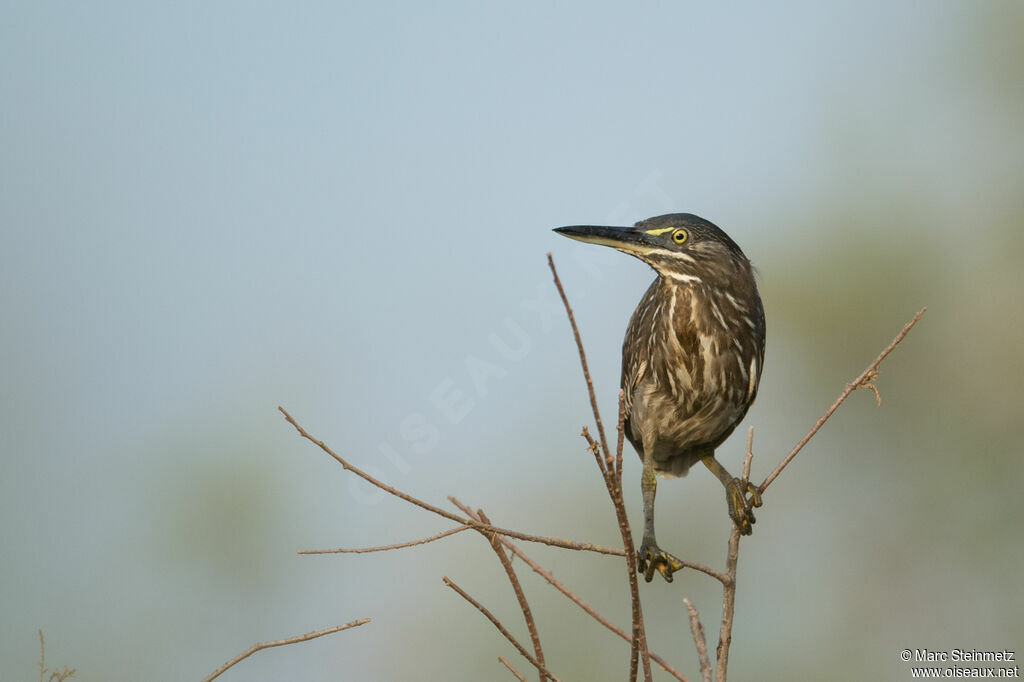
671;228;688;244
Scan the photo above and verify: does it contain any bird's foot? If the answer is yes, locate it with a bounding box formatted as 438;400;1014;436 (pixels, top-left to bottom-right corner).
636;540;685;583
725;477;762;536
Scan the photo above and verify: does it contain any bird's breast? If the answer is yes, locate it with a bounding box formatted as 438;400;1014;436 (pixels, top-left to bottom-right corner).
621;277;764;473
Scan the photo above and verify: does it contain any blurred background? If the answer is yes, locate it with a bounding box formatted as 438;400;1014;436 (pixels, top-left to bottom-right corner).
2;3;1022;680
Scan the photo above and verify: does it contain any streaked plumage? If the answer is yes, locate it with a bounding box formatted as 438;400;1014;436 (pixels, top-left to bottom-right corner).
622;214;765;478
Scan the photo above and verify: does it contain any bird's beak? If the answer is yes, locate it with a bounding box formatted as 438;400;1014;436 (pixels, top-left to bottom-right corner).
553;224;659;257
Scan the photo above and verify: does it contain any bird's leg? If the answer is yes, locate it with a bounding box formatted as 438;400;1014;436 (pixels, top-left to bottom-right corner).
701;455;762;536
636;456;684;582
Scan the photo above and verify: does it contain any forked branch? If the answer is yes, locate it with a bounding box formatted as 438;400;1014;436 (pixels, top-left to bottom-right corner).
759;307;926;493
548;254;652;682
272;255;924;682
280;406;623;558
476;507;547;681
447;496;690;682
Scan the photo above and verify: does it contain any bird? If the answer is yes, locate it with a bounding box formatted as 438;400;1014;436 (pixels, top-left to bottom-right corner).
554;213;765;583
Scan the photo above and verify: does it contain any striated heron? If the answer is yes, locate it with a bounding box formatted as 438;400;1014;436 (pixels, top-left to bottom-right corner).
554;213;766;582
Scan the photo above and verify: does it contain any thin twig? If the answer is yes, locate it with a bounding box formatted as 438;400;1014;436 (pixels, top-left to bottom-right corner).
609;394;652;682
500;656;528;681
477;509;547;682
298;525;473;554
615;389;626;487
447;497;690;682
683;599;712;682
716;532;741;680
713;429;756;682
475;527;620;557
37;630;76;682
742;426;754;486
200;619;371;682
548;253;612;471
581;426;608;479
498;531;690;682
672;558;727;584
758;308;926;494
548;255;652;682
447;496;481;519
443;577;560;682
279;407;623;557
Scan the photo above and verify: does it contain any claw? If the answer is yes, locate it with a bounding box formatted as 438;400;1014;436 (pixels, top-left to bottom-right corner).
636;540;684;583
745;481;763;508
725;477;760;536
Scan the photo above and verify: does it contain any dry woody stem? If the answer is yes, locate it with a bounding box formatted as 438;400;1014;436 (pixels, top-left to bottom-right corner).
548;254;653;682
476;507;547;681
499;656;528;681
299;525;473;554
449;496;690;682
200;619;371;682
684;598;712;682
713;430;756;681
280;406;623;557
759;307;926;494
443;576;560;682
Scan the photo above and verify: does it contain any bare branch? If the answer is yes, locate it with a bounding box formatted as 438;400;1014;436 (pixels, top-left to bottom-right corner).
443;576;560;682
477;509;547;682
547;253;612;470
683;599;712;682
38;630;76;682
298;525;473;554
743;426;754;482
280;406;623;557
758;307;926;494
580;426;608;477
499;656;528;681
713;429;758;682
201;619;371;682
548;255;652;682
507;541;688;682
716;533;741;681
479;528;622;557
279;406;466;518
447;496;690;682
615;389;626;486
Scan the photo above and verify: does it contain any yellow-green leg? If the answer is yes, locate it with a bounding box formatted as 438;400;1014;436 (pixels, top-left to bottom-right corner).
636;455;685;582
701;455;762;536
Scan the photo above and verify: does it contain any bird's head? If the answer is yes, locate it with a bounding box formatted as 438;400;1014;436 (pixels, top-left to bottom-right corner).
554;213;750;285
